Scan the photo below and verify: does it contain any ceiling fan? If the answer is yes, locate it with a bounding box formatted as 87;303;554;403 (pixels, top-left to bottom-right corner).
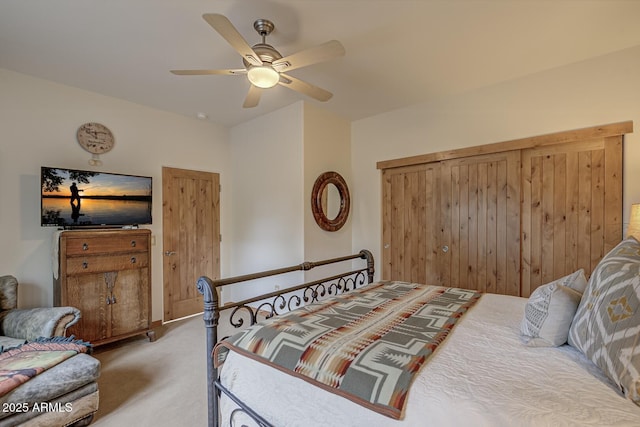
171;14;345;108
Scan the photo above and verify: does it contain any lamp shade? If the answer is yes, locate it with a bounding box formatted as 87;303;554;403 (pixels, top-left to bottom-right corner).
247;66;279;89
627;203;640;240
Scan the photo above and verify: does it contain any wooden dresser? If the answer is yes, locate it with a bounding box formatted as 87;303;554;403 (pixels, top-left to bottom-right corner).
55;229;155;346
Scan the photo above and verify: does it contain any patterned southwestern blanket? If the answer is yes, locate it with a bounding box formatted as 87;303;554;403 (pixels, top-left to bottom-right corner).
214;281;481;419
0;337;91;397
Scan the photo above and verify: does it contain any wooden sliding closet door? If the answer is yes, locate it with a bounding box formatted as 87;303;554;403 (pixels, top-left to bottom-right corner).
382;163;440;284
439;151;521;295
381;151;520;293
521;136;623;296
379;122;629;297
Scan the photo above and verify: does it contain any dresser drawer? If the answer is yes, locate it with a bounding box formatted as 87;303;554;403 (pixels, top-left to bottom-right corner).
65;234;149;256
66;253;149;274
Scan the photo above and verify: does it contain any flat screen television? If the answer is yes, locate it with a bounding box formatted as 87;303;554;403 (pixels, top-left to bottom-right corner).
41;166;152;228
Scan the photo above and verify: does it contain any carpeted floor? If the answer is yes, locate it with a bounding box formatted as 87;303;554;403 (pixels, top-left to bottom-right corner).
91;313;237;426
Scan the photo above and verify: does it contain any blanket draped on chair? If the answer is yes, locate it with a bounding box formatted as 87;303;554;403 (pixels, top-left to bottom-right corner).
215;281;481;419
0;337;91;397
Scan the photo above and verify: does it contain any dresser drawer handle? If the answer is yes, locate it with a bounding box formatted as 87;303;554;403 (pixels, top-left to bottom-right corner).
130;257;137;264
82;243;89;251
82;262;88;269
131;240;137;247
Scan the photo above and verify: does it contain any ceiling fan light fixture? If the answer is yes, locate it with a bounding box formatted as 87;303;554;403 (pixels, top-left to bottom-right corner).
247;66;279;88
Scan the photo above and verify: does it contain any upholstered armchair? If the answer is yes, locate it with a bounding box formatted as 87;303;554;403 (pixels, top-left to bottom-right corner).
0;275;81;349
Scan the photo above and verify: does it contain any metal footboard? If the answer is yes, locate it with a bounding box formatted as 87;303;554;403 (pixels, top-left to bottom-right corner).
196;250;374;427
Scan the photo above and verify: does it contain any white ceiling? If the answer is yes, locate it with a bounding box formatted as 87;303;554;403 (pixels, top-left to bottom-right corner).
2;0;640;127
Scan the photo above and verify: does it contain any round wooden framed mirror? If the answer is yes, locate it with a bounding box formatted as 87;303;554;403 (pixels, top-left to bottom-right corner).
311;171;350;232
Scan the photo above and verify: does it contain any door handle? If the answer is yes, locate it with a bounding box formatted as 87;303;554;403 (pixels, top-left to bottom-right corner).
164;251;177;256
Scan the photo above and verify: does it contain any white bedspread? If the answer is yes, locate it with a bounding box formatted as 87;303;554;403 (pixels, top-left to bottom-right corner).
219;293;640;426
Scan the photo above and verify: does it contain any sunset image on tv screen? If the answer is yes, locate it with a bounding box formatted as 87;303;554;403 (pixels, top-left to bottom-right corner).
41;167;152;227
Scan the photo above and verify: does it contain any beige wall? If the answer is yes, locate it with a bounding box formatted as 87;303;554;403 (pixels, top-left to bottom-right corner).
228;101;352;301
351;45;640;280
229;102;304;300
303;103;352;276
0;68;231;321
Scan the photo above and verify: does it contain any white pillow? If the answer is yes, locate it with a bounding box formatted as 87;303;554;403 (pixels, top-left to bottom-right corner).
520;269;587;347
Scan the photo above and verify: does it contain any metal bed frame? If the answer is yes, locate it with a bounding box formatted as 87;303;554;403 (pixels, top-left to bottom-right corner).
196;250;375;427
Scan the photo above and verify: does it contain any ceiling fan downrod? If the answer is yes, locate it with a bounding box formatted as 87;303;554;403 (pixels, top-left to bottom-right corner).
253;18;274;44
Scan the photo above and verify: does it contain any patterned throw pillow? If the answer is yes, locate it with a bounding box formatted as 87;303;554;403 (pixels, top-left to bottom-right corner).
521;269;587;347
567;237;640;403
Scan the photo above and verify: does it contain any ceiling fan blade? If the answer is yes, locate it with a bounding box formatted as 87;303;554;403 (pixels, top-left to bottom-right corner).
243;85;262;108
278;73;333;102
170;69;246;76
203;14;263;67
272;40;345;73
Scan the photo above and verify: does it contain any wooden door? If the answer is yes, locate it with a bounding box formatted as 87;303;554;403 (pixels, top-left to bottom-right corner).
378;122;629;298
521;137;622;296
162;167;220;321
439;151;521;295
381;163;440;284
